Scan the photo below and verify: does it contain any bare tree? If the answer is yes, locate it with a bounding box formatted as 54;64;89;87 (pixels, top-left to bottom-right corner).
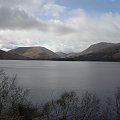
0;69;16;114
0;70;38;120
40;91;100;120
78;92;100;120
102;87;120;120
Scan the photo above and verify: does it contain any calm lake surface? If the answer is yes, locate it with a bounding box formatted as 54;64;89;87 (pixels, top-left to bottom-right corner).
0;60;120;104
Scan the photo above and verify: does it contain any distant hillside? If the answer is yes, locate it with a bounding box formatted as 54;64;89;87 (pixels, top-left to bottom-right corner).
81;42;115;55
66;42;115;58
0;50;27;60
66;43;120;61
9;47;59;60
56;52;67;58
56;52;80;58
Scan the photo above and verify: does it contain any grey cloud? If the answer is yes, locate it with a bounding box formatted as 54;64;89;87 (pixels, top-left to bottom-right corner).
0;0;25;5
55;25;76;35
0;0;43;8
52;24;76;35
0;6;47;30
0;0;58;15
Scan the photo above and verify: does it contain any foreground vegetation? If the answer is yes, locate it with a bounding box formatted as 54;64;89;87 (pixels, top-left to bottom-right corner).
0;70;120;120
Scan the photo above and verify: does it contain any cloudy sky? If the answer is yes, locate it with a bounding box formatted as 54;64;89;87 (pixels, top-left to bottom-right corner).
0;0;120;52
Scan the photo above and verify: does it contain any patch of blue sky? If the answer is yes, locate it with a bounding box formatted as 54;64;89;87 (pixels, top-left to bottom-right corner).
55;0;120;13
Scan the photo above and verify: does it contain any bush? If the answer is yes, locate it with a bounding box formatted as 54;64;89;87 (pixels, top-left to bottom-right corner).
0;70;38;120
40;91;100;120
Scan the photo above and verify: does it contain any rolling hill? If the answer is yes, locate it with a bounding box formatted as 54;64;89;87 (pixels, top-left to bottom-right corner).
9;46;59;60
66;43;120;61
0;50;27;60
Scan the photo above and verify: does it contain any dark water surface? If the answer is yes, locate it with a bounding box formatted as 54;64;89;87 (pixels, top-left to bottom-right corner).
0;60;120;104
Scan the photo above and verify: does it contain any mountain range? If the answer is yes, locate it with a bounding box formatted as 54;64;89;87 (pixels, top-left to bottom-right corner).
0;42;120;61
